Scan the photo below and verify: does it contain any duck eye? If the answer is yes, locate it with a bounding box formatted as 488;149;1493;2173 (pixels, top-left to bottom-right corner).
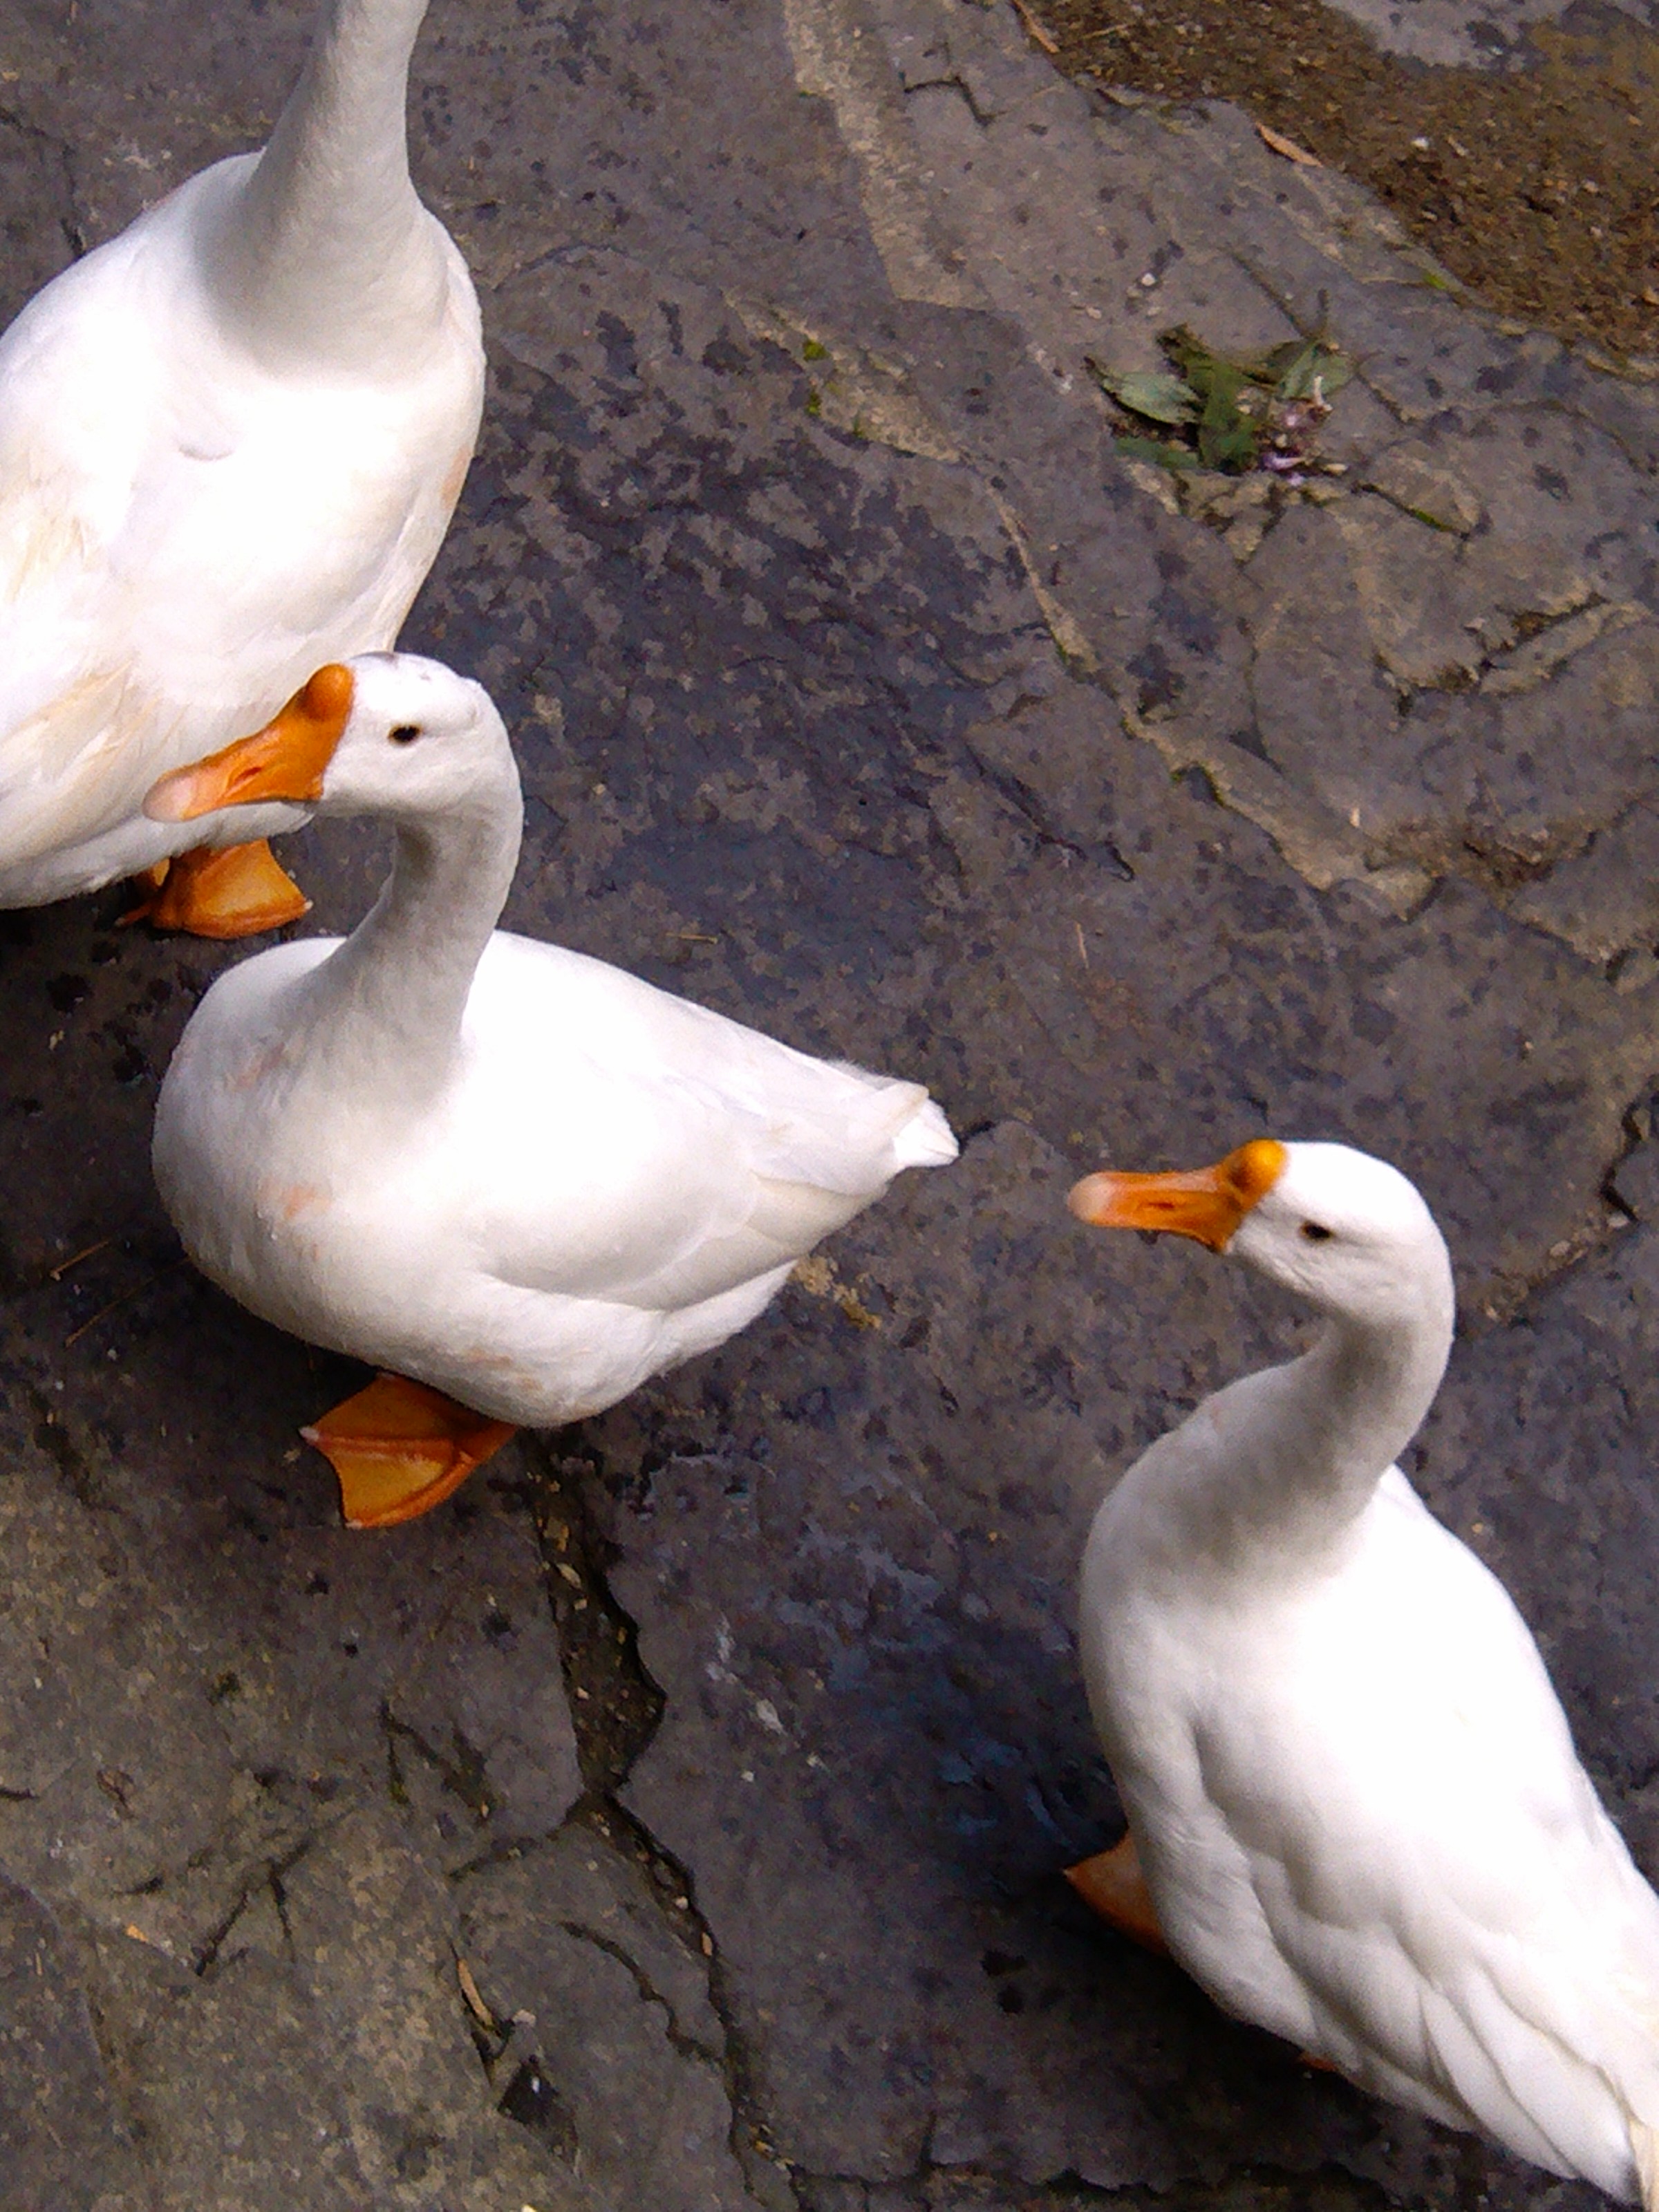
1300;1221;1333;1243
388;724;422;745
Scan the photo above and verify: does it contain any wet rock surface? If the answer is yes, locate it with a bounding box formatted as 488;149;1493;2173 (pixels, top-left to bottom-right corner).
0;0;1658;2206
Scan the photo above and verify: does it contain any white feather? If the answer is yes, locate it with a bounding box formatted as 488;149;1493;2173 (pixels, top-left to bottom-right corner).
0;0;482;907
152;654;957;1427
1080;1141;1659;2204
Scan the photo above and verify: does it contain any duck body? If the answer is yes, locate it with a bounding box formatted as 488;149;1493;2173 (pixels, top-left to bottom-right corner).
156;925;950;1425
0;0;482;913
1071;1143;1659;2203
149;653;956;1452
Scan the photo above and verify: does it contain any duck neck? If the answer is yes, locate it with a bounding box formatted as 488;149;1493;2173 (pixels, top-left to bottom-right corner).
207;0;449;371
301;774;521;1098
1174;1288;1452;1577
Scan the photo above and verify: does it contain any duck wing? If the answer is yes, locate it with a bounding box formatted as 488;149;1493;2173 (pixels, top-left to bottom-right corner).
450;934;955;1306
1201;1470;1659;2192
0;233;166;864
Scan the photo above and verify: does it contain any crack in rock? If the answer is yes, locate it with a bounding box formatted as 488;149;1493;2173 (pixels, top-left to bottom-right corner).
380;1700;495;1824
1468;1071;1659;1328
192;1832;313;1979
530;1438;667;1801
1479;599;1647;700
583;1792;800;2207
554;1911;724;2065
1123;705;1432;915
903;71;1000;131
524;1437;800;2207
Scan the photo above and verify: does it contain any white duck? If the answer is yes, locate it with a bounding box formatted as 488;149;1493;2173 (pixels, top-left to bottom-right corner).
145;652;957;1527
0;0;482;936
1067;1138;1659;2205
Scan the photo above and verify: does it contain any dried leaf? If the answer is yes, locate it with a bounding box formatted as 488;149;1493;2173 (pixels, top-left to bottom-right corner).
1257;123;1321;168
1010;0;1060;53
457;1957;496;2030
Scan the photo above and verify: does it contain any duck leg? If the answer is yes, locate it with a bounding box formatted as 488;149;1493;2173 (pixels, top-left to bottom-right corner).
121;841;311;938
1065;1831;1168;1954
302;1373;516;1529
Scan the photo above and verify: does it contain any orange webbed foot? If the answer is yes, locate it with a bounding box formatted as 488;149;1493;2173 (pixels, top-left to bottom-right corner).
121;839;310;939
302;1374;517;1530
1065;1830;1168;1955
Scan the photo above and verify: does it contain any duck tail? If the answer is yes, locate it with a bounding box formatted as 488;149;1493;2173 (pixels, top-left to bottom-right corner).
891;1095;959;1170
1629;2115;1659;2210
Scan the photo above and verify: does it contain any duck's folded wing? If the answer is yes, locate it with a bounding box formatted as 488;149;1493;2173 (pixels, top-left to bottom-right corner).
1217;1477;1659;2188
471;935;956;1196
0;276;177;865
675;1032;957;1194
1246;1767;1659;2182
459;937;956;1304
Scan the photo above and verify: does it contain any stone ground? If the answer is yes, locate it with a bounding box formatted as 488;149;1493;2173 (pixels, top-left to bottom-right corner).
1;1;1659;2207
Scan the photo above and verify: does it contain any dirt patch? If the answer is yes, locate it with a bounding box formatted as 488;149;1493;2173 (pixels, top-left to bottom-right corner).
1018;0;1659;362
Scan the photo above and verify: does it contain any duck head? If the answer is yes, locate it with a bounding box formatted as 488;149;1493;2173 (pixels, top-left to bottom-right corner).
144;653;512;826
1069;1138;1453;1329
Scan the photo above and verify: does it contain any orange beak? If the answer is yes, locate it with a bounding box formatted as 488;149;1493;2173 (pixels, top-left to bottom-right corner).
145;664;355;823
1068;1138;1288;1252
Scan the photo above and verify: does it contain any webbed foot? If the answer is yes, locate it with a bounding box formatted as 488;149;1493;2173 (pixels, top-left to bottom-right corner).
121;839;310;938
302;1374;516;1529
1065;1831;1168;1954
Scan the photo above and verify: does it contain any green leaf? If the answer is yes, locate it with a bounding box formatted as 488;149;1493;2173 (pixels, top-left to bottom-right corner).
1262;337;1320;395
1197;416;1261;471
1159;327;1243;399
1096;368;1199;425
1245;336;1350;401
1253;336;1297;376
1147;322;1351;469
1191;360;1262;472
1277;345;1351;402
1114;434;1199;472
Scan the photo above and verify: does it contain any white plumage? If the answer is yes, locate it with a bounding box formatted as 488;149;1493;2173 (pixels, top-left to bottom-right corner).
0;0;482;915
1070;1140;1659;2204
149;654;955;1474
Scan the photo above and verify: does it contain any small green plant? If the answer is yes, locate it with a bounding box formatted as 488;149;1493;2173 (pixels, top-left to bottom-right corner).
1089;328;1352;478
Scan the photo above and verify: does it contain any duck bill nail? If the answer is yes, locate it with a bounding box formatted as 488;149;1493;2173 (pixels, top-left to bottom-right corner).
143;662;355;823
1067;1165;1246;1250
1067;1140;1287;1251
